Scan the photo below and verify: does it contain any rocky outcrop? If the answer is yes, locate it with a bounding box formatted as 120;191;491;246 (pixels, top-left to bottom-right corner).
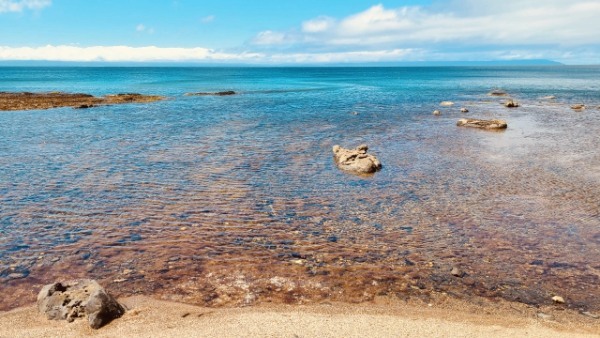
504;99;519;108
185;91;236;96
0;92;163;111
457;118;507;130
332;144;381;174
37;279;125;329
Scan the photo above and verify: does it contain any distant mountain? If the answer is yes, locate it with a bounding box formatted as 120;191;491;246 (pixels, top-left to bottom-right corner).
0;59;564;67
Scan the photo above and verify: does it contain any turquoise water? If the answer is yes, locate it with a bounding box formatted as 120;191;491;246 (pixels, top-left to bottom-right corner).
1;66;599;311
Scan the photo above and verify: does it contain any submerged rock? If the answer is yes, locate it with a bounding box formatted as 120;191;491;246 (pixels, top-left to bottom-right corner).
571;104;585;110
489;89;508;96
504;99;519;108
433;110;441;116
37;279;125;329
185;91;236;96
457;118;507;130
332;144;381;174
542;95;556;100
451;267;465;278
460;107;469;113
440;101;454;107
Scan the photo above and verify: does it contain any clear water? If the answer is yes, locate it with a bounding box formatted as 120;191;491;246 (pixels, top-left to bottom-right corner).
1;66;599;311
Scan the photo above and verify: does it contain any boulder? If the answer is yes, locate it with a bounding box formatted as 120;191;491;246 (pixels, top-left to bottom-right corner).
504;99;519;108
37;279;125;329
457;118;507;130
332;144;381;174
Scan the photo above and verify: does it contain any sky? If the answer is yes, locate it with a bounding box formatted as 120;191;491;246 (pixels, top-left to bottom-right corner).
0;0;599;64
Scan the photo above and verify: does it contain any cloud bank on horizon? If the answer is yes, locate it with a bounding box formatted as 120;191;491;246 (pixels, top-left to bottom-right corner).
0;0;599;64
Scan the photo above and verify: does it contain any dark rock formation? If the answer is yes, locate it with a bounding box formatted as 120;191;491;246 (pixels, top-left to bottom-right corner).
37;279;125;329
489;89;508;96
185;91;236;96
457;118;507;130
332;144;381;174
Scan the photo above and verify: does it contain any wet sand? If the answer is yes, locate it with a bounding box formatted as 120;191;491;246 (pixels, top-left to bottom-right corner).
1;295;598;338
0;92;163;111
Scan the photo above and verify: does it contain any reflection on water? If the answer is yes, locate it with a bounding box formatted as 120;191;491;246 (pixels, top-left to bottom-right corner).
1;67;600;312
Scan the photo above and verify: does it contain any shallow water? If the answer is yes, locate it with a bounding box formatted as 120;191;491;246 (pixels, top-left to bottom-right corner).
1;66;599;311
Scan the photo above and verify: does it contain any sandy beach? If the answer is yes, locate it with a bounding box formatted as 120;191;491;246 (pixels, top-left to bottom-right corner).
1;295;598;338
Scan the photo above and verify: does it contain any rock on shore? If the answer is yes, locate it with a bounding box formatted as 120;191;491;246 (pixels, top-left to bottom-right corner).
333;144;381;174
37;279;125;329
457;118;507;130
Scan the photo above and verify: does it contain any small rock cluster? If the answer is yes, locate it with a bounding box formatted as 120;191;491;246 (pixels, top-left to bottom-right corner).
332;144;382;174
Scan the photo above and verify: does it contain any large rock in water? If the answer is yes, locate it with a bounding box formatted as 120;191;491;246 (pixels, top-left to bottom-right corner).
37;279;125;329
457;118;507;130
332;144;382;174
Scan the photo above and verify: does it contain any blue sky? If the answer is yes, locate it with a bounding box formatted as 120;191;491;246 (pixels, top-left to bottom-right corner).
0;0;599;64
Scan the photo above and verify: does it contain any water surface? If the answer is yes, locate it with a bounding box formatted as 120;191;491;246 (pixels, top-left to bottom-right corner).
1;66;599;311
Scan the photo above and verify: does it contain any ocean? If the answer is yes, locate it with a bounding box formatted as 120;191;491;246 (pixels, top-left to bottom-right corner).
1;66;599;311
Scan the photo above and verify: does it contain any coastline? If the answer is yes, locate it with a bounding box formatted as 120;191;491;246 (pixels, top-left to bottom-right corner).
1;295;598;338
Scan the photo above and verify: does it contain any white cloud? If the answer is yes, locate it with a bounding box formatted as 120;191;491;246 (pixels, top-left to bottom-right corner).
201;15;215;23
0;0;49;12
254;1;600;47
252;30;287;45
136;24;154;34
0;45;264;62
0;44;420;64
267;49;416;63
0;0;50;13
302;16;335;33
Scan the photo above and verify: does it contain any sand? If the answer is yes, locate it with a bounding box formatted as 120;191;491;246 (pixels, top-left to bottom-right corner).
1;296;598;338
